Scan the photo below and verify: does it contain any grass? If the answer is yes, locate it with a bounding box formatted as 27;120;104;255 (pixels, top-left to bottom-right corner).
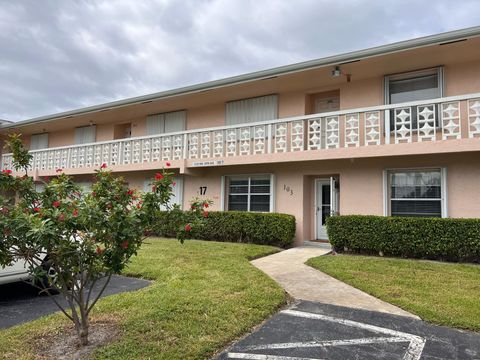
307;254;480;331
0;238;287;359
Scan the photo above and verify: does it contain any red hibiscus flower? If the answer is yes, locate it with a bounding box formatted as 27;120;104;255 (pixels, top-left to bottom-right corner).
100;163;107;169
127;189;134;196
55;168;63;173
52;200;61;208
121;241;129;249
2;169;12;175
203;202;209;208
185;224;192;232
166;162;171;167
155;173;163;180
33;207;41;213
58;213;65;221
202;211;209;218
72;209;79;217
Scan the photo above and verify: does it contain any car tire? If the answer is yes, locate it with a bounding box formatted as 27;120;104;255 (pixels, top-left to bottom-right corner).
36;258;59;295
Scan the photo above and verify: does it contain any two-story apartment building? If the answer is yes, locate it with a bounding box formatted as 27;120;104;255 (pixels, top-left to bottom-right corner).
2;27;480;245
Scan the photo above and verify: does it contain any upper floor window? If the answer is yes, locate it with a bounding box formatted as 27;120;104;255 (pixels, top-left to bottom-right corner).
385;68;444;130
75;125;96;145
225;94;278;126
30;133;49;150
387;168;445;218
226;175;273;212
384;68;443;105
146;110;186;136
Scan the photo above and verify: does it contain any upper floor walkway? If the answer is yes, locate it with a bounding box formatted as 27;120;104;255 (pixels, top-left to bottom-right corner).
2;92;480;176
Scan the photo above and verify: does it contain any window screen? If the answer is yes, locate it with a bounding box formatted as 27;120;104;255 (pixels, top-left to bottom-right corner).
388;74;440;104
30;133;49;150
74;126;96;145
225;95;278;125
385;68;442;130
227;175;271;212
146;111;186;136
389;169;442;217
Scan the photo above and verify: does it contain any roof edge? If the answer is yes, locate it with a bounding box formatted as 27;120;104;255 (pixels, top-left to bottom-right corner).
4;25;480;129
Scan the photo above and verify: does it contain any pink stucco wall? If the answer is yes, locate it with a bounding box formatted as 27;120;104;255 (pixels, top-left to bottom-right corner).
92;151;479;246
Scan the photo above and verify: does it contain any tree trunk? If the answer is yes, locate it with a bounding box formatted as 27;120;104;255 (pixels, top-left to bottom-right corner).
79;318;89;346
77;305;90;346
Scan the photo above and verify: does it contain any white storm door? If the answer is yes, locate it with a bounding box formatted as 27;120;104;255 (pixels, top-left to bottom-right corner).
330;176;339;216
315;179;331;239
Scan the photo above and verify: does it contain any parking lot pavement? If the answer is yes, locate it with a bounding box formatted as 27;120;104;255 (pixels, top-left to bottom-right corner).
217;301;480;360
0;275;150;329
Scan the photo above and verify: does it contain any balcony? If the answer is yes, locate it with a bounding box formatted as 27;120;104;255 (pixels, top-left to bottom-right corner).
2;93;480;176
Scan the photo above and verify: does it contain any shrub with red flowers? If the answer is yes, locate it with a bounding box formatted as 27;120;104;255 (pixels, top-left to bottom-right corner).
0;134;206;347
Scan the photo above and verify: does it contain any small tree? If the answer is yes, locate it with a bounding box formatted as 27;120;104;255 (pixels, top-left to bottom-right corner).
0;135;209;346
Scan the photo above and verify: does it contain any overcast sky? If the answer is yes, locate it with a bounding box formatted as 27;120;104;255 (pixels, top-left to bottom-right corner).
1;0;479;122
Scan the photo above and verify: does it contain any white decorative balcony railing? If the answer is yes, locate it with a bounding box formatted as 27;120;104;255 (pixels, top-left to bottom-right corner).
2;93;480;172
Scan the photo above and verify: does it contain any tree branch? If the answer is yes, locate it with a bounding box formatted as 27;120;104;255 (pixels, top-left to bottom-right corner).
86;273;112;315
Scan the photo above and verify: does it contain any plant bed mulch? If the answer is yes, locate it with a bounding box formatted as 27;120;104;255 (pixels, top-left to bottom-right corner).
34;319;120;359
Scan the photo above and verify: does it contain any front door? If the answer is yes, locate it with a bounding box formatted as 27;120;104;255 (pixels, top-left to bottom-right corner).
315;177;339;240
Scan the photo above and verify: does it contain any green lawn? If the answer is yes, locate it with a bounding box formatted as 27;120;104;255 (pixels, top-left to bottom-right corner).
0;238;286;359
307;254;480;331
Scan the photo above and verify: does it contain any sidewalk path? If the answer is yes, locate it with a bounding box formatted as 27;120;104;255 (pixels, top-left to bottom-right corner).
252;245;419;319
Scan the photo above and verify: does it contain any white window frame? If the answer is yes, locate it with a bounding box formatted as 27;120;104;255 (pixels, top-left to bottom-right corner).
225;174;275;212
384;67;444;105
382;167;447;218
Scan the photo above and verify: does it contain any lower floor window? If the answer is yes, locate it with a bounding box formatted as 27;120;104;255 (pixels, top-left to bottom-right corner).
227;175;272;212
388;169;443;217
144;176;183;209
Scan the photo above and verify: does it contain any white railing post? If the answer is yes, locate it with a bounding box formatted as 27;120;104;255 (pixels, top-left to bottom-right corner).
183;133;188;159
66;148;71;169
384;110;391;145
267;124;273;154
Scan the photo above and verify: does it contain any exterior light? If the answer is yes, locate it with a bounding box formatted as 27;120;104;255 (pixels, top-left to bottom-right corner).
331;66;342;77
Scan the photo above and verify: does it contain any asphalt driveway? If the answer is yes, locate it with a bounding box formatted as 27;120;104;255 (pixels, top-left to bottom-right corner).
218;301;480;360
0;275;150;329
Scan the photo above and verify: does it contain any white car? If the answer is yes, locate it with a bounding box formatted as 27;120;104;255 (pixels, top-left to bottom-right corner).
0;255;48;286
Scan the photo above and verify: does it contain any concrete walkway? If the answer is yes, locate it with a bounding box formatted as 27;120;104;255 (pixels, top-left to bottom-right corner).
252;245;419;319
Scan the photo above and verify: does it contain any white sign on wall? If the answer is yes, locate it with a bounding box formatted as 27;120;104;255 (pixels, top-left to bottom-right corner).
191;160;224;167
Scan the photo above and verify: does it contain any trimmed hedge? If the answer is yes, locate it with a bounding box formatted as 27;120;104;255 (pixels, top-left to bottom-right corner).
155;211;296;248
327;215;480;262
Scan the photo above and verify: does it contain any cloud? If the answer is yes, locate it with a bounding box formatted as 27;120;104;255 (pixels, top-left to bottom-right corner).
0;0;479;121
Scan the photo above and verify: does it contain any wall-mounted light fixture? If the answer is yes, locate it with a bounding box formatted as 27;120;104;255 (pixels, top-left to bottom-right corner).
331;65;352;82
331;66;342;77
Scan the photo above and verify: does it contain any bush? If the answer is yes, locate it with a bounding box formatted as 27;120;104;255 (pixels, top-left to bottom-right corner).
154;211;296;248
326;215;480;262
